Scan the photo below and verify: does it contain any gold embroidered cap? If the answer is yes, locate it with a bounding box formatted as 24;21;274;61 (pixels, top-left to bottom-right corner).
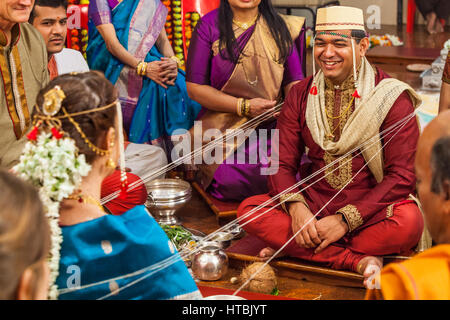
315;6;365;32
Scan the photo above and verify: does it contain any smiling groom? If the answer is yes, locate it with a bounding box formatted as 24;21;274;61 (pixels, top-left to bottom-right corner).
237;6;425;286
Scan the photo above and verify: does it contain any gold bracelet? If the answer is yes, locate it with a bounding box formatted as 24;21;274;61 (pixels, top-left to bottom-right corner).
170;55;183;69
136;61;143;76
136;61;147;76
237;98;244;116
141;62;148;76
243;99;250;117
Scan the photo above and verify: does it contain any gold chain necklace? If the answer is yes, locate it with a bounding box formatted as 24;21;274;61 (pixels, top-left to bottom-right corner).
66;193;105;213
325;95;355;139
325;95;355;120
241;60;258;86
233;14;259;30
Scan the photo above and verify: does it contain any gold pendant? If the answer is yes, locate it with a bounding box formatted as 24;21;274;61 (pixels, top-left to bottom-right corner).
248;76;258;86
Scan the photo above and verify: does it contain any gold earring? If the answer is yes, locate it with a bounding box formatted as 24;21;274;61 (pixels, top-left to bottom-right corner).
106;158;116;169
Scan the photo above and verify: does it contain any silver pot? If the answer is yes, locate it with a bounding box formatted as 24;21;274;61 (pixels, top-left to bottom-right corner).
192;242;228;281
145;178;191;225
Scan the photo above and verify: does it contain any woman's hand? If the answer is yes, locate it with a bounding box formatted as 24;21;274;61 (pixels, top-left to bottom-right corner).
247;98;277;118
145;61;170;89
160;57;178;86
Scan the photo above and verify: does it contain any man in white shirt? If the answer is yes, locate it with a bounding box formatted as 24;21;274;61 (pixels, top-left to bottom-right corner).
30;0;88;79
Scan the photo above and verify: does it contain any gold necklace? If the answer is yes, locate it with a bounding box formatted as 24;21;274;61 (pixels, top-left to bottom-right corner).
233;14;259;30
325;95;355;139
67;193;105;213
325;95;355;120
241;60;258;86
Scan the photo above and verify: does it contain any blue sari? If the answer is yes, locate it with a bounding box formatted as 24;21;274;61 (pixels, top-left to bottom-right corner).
87;0;201;147
56;205;201;300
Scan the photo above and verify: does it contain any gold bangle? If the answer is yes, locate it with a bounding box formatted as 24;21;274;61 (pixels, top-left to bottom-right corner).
136;61;143;76
243;99;250;117
136;61;147;76
170;55;183;68
141;62;148;76
237;98;244;116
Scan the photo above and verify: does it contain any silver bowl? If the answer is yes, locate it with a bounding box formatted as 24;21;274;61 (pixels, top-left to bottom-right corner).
146;178;191;225
192;242;228;281
209;231;234;249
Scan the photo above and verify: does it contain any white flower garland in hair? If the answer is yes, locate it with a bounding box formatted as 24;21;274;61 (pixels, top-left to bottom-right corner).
13;131;91;300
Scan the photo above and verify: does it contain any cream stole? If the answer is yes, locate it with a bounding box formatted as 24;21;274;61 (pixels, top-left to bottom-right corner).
305;57;422;183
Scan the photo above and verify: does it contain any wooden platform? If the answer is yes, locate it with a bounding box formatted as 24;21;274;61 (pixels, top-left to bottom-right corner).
366;46;440;66
191;181;240;221
227;252;364;289
179;186;367;299
225;234;364;289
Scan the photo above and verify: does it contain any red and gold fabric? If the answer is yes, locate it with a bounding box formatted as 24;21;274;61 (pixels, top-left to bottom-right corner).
236;66;424;272
47;55;59;81
238;195;423;272
268;67;420;233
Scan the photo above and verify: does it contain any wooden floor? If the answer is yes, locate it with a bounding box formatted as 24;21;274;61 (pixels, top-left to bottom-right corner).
177;186;367;300
174;24;448;300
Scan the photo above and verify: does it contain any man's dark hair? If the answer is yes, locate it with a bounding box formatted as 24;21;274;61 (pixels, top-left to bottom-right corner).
351;30;367;44
313;29;367;44
29;0;68;24
430;135;450;195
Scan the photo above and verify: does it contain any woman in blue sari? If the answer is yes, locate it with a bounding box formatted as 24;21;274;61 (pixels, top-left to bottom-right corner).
87;0;201;153
19;72;201;300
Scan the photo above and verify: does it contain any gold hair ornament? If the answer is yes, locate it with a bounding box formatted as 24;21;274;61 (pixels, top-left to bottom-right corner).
27;86;118;156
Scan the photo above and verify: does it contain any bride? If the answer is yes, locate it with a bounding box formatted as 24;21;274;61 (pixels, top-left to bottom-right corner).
14;71;201;300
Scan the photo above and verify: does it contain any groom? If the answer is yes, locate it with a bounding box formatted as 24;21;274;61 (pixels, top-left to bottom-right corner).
237;6;424;285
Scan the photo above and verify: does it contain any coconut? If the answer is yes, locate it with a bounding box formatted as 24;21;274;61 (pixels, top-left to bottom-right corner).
239;262;277;294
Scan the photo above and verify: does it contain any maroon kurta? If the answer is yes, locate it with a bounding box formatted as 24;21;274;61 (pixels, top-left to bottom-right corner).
269;68;420;232
237;67;424;272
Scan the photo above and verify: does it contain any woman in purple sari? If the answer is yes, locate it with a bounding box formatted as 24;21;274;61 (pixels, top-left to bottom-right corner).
186;0;306;202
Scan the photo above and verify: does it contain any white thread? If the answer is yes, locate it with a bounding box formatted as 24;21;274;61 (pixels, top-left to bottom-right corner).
57;110;417;298
232;113;412;296
351;38;358;88
100;102;283;204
